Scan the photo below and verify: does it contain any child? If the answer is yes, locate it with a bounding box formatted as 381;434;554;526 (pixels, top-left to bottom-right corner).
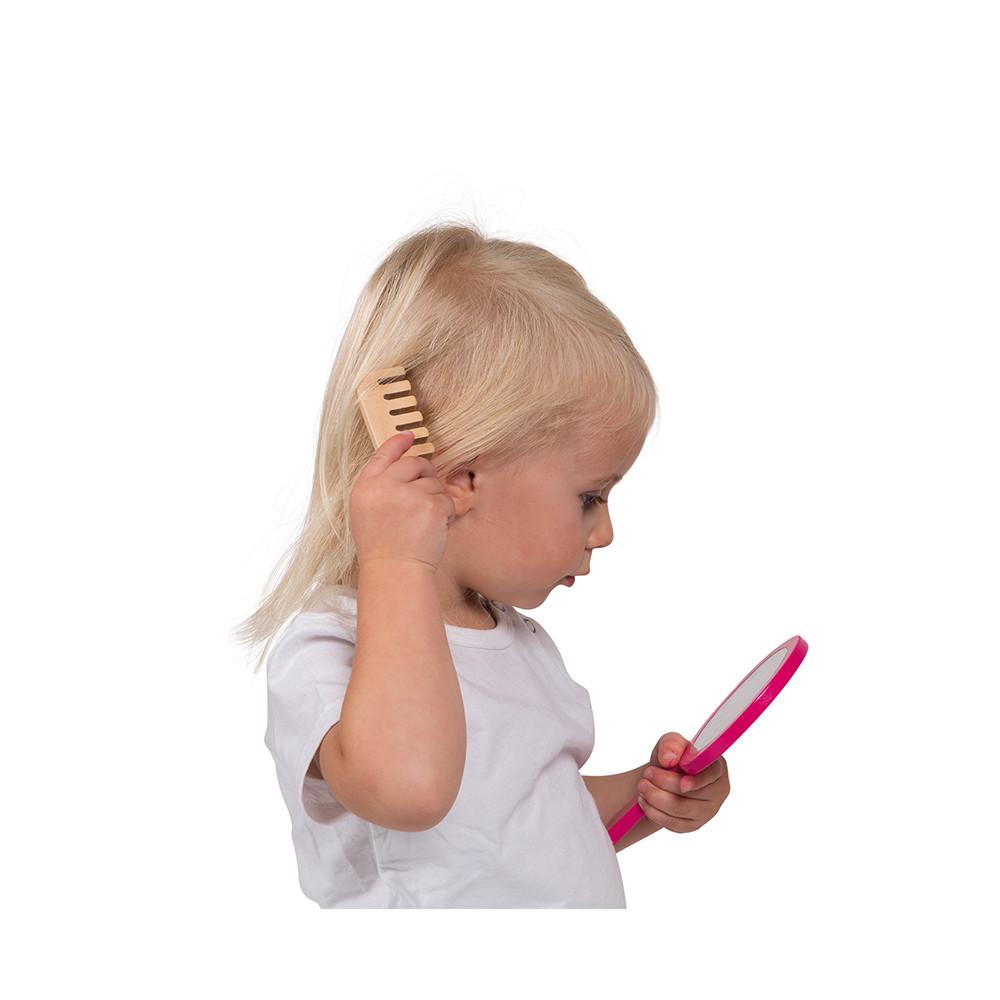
233;221;731;907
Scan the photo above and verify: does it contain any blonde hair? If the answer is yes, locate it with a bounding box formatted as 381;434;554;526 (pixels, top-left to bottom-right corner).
232;218;660;674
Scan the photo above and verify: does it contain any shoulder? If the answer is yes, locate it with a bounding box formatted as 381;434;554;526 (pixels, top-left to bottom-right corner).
509;609;589;690
265;610;357;692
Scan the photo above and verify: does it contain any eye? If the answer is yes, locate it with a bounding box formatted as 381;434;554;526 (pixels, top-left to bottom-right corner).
581;493;607;510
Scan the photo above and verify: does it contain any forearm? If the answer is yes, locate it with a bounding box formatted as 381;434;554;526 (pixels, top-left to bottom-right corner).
583;764;662;853
338;559;467;807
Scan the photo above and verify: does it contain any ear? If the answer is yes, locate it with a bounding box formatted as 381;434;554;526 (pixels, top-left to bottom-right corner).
442;455;481;517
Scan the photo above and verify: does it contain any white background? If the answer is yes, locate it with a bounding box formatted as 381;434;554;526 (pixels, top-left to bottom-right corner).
3;1;997;996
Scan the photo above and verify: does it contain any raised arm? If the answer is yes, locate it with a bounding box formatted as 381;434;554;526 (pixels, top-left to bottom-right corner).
317;559;466;831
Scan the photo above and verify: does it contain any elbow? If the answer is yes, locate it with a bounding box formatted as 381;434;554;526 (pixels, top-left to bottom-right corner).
373;738;465;831
345;755;461;832
390;769;461;832
330;724;465;831
320;730;462;832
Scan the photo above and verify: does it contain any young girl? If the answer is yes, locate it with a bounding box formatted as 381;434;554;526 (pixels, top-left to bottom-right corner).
233;221;731;908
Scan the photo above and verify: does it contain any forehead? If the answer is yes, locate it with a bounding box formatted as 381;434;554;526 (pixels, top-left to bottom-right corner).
487;425;649;484
560;427;647;480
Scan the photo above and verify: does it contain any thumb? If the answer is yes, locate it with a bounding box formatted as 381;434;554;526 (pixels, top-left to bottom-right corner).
366;430;415;469
651;732;691;768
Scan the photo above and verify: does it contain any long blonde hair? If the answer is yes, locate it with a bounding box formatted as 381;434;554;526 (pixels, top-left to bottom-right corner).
232;218;660;673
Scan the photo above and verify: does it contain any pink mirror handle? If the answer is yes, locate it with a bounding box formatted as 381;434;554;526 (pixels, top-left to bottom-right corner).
606;801;644;845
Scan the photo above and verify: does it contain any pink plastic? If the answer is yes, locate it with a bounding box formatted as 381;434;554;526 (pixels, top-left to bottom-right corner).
606;635;809;845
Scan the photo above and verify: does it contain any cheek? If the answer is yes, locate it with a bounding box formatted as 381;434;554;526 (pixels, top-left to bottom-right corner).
500;499;580;564
540;505;589;557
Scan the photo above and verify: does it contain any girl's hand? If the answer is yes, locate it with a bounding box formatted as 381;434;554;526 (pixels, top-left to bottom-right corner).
349;430;456;572
637;732;731;834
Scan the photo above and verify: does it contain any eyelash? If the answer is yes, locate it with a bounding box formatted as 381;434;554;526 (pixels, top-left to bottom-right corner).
581;493;607;510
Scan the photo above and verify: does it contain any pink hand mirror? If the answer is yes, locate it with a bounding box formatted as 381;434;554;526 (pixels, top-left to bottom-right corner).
606;635;809;845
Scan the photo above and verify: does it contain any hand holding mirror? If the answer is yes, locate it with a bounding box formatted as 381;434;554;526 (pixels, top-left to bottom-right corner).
606;635;809;845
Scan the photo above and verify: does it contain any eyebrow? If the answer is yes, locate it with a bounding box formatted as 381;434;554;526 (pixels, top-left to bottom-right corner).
587;473;623;488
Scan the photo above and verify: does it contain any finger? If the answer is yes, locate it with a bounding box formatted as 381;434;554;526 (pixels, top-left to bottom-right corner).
361;430;417;475
636;778;700;821
441;494;457;525
643;762;720;800
677;760;726;796
385;454;441;486
653;733;691;767
409;473;447;493
637;792;701;834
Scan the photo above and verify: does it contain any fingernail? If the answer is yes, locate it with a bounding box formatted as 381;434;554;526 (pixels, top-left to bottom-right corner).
643;767;653;779
661;751;677;764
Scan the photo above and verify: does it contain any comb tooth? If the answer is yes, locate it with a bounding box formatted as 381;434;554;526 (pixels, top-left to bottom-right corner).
405;440;435;457
396;422;430;444
387;395;418;413
357;372;405;401
395;417;427;435
357;367;405;391
380;379;411;397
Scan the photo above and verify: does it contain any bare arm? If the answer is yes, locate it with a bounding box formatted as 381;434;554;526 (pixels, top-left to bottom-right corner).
325;558;467;830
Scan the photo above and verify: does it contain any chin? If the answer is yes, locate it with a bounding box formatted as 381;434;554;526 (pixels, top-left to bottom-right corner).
483;589;544;612
518;590;556;611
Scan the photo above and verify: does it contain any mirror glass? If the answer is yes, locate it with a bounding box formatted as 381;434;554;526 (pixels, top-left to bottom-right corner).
692;646;790;750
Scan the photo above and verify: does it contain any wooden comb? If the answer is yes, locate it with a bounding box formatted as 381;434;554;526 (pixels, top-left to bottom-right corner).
356;365;436;458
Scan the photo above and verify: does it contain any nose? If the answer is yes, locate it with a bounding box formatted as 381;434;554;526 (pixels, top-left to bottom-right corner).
587;507;614;551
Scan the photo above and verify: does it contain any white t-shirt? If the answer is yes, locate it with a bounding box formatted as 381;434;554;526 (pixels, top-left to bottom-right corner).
263;588;627;908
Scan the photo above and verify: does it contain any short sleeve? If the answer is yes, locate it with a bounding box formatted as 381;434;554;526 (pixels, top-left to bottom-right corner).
263;615;356;825
521;615;596;768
